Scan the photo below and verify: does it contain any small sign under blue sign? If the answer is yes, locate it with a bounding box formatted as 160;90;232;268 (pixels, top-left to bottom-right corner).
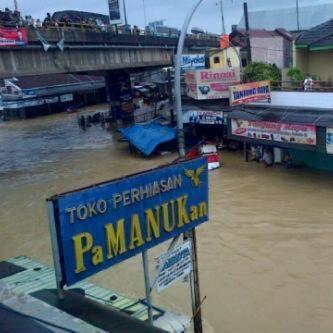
48;157;209;286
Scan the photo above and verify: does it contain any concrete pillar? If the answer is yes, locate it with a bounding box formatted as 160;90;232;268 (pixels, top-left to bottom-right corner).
105;70;134;127
19;107;27;119
243;140;249;162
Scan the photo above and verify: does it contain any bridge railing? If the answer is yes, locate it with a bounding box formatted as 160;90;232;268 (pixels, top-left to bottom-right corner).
26;22;220;44
271;80;333;92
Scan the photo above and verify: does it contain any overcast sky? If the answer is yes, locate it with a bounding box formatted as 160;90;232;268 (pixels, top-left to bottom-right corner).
2;0;332;33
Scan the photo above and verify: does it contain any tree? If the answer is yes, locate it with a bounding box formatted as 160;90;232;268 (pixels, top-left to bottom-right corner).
244;62;281;84
287;67;305;89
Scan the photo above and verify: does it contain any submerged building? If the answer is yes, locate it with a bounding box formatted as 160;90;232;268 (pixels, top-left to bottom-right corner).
0;73;106;119
228;90;333;172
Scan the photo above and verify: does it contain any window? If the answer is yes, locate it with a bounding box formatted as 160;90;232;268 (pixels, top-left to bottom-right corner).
213;56;220;64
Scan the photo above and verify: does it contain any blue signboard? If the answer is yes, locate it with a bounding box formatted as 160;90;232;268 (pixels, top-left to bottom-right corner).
181;54;205;71
49;157;209;286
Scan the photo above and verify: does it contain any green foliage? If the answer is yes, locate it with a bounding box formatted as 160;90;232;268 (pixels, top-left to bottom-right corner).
244;62;281;84
287;67;305;82
286;68;305;88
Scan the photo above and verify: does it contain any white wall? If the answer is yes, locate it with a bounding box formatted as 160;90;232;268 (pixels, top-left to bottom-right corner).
250;37;284;69
253;91;333;109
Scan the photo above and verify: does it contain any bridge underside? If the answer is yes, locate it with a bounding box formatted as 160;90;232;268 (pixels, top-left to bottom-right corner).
0;46;173;78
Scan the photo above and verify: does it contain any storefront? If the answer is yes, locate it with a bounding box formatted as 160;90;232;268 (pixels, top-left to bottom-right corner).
182;98;230;143
227;105;333;171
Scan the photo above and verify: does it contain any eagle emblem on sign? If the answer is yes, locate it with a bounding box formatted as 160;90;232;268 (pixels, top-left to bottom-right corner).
184;165;206;187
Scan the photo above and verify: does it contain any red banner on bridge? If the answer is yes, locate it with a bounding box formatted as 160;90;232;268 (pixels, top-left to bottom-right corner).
0;27;27;46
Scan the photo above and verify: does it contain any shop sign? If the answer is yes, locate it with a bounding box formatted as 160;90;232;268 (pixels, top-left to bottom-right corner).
5;97;59;109
25;99;46;107
48;157;209;286
60;94;74;103
229;81;270;106
45;97;59;104
183;110;223;125
326;128;333;154
231;119;316;145
155;241;192;293
23;90;37;98
186;68;240;100
0;27;28;46
181;54;205;71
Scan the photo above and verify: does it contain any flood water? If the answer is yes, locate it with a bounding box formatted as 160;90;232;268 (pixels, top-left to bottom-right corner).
1;105;333;333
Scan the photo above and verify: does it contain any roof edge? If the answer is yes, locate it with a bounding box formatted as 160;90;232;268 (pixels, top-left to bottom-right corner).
309;45;333;51
295;44;308;49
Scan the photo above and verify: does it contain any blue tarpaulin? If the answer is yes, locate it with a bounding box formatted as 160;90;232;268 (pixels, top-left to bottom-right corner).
119;122;176;156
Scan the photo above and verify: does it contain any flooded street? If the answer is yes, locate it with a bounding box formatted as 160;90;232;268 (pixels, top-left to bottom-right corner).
1;106;333;333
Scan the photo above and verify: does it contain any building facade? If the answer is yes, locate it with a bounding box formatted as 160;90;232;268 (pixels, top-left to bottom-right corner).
206;47;241;70
230;29;293;69
294;19;333;80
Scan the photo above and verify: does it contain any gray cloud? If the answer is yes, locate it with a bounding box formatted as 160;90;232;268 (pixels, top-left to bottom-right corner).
4;0;333;33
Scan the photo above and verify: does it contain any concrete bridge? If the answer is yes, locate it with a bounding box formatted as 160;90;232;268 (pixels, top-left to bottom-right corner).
0;28;219;78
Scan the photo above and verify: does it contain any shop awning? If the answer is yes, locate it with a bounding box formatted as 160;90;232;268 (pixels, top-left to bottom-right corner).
228;105;333;127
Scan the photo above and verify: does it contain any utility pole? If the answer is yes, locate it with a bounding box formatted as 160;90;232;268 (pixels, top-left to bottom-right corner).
123;0;128;26
219;0;226;34
174;2;204;333
142;0;147;28
296;0;300;31
13;0;18;11
243;2;252;63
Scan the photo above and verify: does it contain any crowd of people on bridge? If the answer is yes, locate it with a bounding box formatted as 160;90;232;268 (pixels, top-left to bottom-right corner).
0;8;22;27
41;12;108;30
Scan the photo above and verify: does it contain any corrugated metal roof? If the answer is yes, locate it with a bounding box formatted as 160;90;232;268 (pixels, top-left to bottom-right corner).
229;105;333;127
1;74;105;90
0;280;106;333
238;4;333;31
1;256;189;333
235;29;281;38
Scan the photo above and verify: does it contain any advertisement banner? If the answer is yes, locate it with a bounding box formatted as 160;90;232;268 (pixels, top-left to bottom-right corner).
108;0;123;25
186;68;240;100
231;119;316;145
229;81;271;106
181;54;205;71
48;157;209;286
327;128;333;154
220;34;230;49
155;241;192;293
0;27;28;46
183;110;223;125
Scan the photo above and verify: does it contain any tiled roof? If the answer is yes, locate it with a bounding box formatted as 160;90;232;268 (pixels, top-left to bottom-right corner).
232;29;292;39
296;19;333;50
1;73;104;90
230;28;293;48
234;29;279;38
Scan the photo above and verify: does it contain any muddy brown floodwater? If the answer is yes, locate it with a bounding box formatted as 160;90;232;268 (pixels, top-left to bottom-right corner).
1;104;333;333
